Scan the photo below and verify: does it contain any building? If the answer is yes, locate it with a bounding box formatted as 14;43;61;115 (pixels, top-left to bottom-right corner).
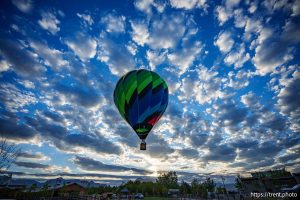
0;174;12;187
0;174;37;190
240;169;300;193
168;189;180;198
56;183;85;193
47;182;86;197
120;188;130;199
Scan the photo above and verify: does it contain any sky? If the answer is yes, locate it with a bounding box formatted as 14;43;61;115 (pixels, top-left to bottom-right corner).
0;0;299;185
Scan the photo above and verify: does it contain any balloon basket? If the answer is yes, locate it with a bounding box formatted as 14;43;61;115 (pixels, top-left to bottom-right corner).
140;141;146;150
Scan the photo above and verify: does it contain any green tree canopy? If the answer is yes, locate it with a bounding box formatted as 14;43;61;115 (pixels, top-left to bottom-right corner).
203;178;216;192
156;171;179;189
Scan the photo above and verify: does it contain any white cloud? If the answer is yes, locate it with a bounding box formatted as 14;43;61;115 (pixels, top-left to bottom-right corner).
65;33;97;62
132;14;201;74
19;80;35;89
262;0;291;14
98;37;134;76
252;18;300;76
215;6;229;25
214;31;234;53
243;18;262;41
226;70;253;89
153;1;166;13
248;1;257;13
0;59;10;73
101;14;126;33
146;50;167;70
18;151;50;161
0;83;37;112
233;9;247;28
131;14;192;50
38;11;60;35
224;44;250;68
215;0;240;26
292;0;300;16
11;24;20;32
134;0;154;14
225;0;240;9
252;40;290;75
77;13;94;26
0;39;46;77
241;92;260;109
147;14;186;49
12;0;33;13
126;42;138;55
130;21;149;46
134;0;166;15
179;66;225;104
276;69;300;132
29;41;68;71
168;41;202;75
170;0;207;10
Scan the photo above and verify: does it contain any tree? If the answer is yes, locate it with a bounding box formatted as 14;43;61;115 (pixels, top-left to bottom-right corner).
156;171;179;189
235;175;243;191
216;186;226;194
43;183;49;190
29;183;37;192
190;178;208;198
180;181;191;196
191;178;200;196
203;177;216;192
0;137;20;172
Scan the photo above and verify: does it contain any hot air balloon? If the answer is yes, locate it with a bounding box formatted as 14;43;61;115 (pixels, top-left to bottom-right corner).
113;69;168;150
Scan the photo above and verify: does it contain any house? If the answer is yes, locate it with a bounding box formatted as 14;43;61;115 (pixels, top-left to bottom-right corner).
168;189;180;197
240;169;299;194
51;182;85;196
120;188;129;194
120;188;130;198
0;174;12;187
57;183;85;193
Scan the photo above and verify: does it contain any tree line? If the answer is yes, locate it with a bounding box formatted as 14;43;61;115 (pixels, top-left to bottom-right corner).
85;171;222;198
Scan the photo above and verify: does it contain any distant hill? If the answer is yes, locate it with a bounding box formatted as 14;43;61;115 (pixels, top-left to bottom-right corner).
44;177;106;189
135;177;155;182
10;179;43;188
6;177;105;189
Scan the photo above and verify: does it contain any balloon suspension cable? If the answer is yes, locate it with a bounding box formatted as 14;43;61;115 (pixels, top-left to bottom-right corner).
140;139;146;150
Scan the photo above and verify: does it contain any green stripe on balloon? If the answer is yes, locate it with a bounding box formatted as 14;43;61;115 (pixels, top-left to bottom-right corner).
137;75;152;94
163;81;167;89
126;78;137;103
152;77;163;89
122;72;136;95
119;77;127;118
114;80;122;114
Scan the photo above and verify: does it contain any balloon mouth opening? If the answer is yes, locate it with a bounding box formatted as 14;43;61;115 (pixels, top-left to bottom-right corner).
140;140;146;150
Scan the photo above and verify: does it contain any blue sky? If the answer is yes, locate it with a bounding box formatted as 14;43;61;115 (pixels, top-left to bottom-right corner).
0;0;299;185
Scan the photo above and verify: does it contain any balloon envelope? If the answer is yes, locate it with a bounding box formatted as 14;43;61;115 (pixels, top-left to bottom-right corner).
114;69;168;140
